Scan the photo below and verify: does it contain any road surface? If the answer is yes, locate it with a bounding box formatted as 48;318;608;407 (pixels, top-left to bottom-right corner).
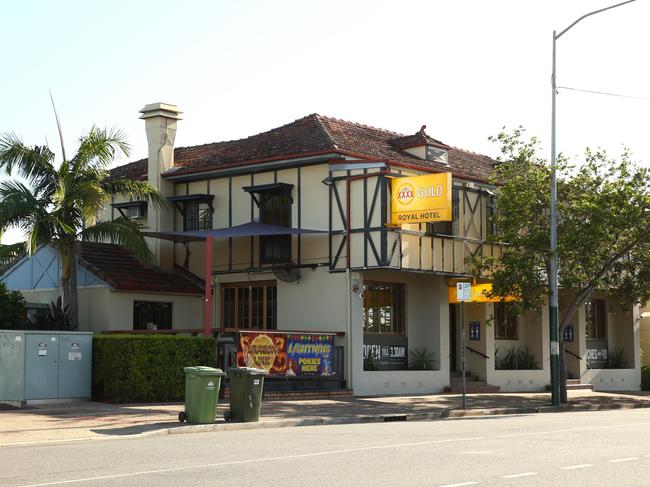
2;408;650;486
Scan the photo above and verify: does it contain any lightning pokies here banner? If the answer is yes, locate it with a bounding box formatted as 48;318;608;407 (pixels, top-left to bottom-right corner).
391;172;452;224
237;331;335;376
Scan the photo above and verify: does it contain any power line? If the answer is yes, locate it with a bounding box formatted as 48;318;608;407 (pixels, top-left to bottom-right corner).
558;85;650;101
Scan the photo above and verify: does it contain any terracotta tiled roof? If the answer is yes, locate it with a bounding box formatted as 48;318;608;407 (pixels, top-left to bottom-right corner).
106;158;148;182
109;114;496;182
78;242;203;295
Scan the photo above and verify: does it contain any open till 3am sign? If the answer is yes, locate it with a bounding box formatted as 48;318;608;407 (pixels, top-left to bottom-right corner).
391;172;452;225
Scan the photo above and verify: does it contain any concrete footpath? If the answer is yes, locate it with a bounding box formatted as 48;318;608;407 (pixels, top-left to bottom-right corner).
2;390;650;446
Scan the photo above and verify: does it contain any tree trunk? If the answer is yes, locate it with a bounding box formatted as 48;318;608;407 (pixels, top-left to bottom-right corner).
557;290;593;405
60;241;79;330
60;245;70;309
67;241;79;330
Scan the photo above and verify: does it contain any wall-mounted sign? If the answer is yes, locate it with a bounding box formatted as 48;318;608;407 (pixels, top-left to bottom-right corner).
391;172;452;224
586;347;608;369
448;283;518;304
363;334;408;371
457;282;471;302
237;331;335;376
469;321;481;341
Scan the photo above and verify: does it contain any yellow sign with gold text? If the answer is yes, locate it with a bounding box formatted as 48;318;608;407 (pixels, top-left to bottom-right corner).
447;283;518;304
391;173;452;224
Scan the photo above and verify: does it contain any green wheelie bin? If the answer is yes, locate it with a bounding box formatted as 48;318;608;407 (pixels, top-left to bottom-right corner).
179;366;225;424
225;367;267;422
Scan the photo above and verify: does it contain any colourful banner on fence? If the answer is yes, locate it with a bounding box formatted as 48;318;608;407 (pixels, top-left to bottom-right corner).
237;331;335;376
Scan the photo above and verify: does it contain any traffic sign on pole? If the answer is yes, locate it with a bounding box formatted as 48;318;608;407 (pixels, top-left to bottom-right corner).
456;282;471;409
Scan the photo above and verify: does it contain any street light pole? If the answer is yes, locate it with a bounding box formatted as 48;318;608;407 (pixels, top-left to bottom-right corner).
549;0;637;407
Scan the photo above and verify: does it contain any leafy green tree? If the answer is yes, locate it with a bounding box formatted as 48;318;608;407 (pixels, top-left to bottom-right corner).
471;128;650;403
0;127;163;329
0;282;26;329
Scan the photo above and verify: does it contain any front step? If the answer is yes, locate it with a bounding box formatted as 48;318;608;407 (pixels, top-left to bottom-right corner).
566;379;593;391
545;380;594;392
220;387;353;401
446;371;501;393
445;384;501;393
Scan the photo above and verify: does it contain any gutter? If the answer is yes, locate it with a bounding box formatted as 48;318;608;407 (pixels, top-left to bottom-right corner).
164;153;345;182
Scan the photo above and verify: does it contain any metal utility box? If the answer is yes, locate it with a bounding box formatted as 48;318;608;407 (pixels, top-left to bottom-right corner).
0;330;92;406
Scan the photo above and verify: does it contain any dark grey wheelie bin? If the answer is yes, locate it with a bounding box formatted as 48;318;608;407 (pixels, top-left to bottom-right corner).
225;367;267;422
179;366;225;424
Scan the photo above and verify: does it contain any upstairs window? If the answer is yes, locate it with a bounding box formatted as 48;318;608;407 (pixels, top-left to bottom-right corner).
244;183;294;265
260;191;292;263
426;186;460;236
486;193;498;237
112;201;147;220
168;195;214;232
183;200;212;231
426;146;449;164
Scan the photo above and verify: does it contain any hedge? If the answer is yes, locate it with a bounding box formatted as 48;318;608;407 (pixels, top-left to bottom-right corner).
92;335;216;403
642;365;650;391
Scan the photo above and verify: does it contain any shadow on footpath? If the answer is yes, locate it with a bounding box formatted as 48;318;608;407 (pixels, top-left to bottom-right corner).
90;421;181;436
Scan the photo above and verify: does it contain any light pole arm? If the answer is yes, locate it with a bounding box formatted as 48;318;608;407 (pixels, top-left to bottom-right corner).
555;0;637;40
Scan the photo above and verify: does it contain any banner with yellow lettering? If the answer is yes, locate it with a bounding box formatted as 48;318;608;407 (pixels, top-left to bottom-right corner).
391;172;452;224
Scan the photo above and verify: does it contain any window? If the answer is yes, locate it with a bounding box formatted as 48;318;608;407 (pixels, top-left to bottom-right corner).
133;301;172;330
585;299;606;341
426;187;460;236
111;201;147;220
486;193;498;237
168;195;214;231
362;281;405;334
260;190;292;264
426;146;449;164
126;205;146;219
494;302;517;340
183;200;212;231
221;281;277;330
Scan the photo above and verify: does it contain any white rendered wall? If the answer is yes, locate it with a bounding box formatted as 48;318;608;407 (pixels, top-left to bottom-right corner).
351;271;450;396
106;292;203;330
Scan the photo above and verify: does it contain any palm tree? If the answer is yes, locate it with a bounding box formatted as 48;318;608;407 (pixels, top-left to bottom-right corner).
0;127;163;329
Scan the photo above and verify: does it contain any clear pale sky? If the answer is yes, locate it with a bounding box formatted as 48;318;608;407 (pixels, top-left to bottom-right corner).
1;0;649;244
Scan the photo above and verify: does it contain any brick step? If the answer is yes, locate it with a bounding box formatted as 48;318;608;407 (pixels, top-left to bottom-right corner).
450;376;480;384
450;371;473;378
220;388;353;401
444;384;501;393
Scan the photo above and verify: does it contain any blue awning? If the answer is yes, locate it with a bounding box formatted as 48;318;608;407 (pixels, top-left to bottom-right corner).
142;222;327;243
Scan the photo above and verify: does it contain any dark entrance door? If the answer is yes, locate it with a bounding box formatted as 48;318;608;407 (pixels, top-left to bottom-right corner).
449;304;457;372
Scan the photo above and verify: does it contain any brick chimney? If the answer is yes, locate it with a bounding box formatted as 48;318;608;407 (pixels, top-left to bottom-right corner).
139;103;182;269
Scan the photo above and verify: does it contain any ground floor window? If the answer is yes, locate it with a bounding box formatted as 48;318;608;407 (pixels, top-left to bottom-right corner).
221;281;277;330
133;301;172;330
362;281;405;335
585;299;606;341
494;302;517;340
